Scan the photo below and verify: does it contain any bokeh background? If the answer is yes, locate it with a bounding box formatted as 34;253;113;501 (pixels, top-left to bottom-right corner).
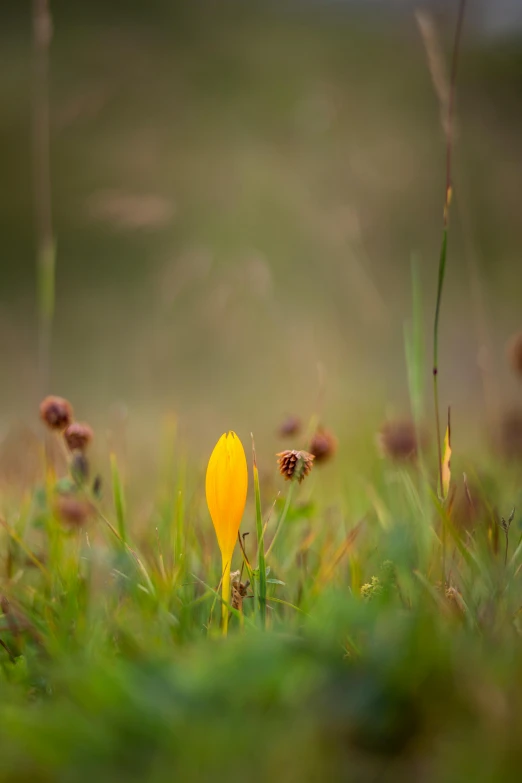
2;0;522;462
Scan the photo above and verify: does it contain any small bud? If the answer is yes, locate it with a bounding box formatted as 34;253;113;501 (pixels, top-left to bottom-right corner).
507;332;522;377
276;449;314;484
55;495;94;528
377;418;425;462
64;422;93;452
39;396;73;431
277;415;302;438
360;576;383;602
309;427;338;463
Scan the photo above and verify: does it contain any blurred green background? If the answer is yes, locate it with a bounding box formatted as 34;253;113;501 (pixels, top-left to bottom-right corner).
2;1;522;455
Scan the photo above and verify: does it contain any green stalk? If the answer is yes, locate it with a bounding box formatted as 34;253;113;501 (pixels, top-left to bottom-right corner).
405;256;425;432
175;457;186;566
433;227;448;499
221;558;231;635
431;0;466;582
252;436;266;629
110;453;127;545
32;0;55;396
432;0;466;500
265;482;295;560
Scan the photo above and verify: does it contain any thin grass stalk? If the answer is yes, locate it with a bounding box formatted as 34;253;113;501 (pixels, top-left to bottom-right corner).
404;256;433;534
433;229;448;497
110;453;127;545
252;436;266;629
431;0;466;500
97;509;155;596
32;0;55;397
433;232;448;579
175;457;186;566
265;482;295;560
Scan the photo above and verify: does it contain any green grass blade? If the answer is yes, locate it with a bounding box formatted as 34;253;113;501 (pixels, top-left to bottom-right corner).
110;452;127;545
252;435;266;629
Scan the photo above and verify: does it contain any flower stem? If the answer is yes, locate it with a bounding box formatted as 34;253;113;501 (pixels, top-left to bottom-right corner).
221;558;231;636
252;436;266;629
432;0;466;500
265;482;296;561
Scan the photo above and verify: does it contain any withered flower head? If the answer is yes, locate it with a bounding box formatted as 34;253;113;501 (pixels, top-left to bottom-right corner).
378;418;425;462
276;449;314;483
309;427;338;463
277;415;302;438
230;569;250;613
507;332;522;377
55;495;94;528
64;422;93;452
39;396;73;431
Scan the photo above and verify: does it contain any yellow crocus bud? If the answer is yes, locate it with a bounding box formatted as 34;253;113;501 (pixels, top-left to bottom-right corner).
206;431;248;634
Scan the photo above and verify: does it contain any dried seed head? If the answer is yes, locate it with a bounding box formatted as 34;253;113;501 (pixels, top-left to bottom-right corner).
64;422;93;452
309;427;338;463
39;396;73;431
276;449;314;483
507;332;522;376
378;419;425;462
230;570;250;612
55;495;94;528
277;415;302;438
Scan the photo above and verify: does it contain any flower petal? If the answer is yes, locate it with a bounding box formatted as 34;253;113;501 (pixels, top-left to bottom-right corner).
206;431;248;563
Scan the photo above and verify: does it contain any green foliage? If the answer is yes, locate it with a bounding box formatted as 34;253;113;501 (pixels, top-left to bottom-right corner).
0;434;520;781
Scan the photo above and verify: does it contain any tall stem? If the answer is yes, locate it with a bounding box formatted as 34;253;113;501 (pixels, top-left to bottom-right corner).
221;558;231;636
32;0;55;397
433;229;447;497
432;0;466;497
265;482;295;560
252;436;266;628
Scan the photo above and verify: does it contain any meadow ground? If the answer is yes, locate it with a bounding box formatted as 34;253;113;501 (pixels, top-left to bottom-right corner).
2;388;522;783
2;2;522;781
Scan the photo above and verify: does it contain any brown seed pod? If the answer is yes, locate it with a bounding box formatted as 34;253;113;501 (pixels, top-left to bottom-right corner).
64;422;93;452
507;332;522;376
277;415;302;438
55;495;94;528
377;418;426;462
309;427;338;463
230;570;250;613
39;396;73;431
276;450;314;484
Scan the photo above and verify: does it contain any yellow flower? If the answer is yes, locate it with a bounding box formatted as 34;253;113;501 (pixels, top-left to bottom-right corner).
206;431;248;633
